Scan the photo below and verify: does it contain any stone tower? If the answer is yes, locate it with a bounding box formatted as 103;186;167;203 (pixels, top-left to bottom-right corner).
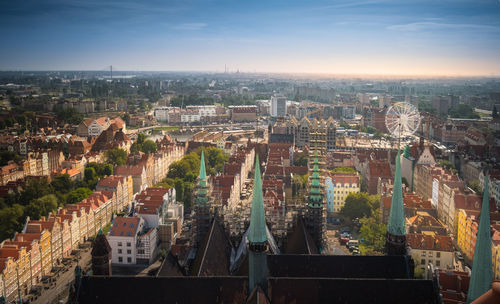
91;229;112;276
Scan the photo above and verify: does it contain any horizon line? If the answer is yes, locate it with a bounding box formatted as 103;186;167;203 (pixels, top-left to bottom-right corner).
0;69;499;79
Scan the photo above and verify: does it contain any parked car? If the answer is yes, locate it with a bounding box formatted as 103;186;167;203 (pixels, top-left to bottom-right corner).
340;227;351;234
340;235;350;245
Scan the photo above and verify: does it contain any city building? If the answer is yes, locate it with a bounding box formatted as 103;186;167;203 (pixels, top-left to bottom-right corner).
270;95;287;117
328;173;360;212
108;216;158;265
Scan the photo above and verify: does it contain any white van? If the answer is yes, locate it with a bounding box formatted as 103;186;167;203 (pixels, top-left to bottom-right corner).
347;240;359;248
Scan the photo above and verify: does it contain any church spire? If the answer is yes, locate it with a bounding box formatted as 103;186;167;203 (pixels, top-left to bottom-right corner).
249;154;267;244
386;149;407;256
248;154;268;295
193;149;212;245
388;149;405;236
467;174;493;303
199;149;207;181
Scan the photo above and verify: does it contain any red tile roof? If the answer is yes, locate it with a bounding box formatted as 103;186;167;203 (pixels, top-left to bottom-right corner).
407;233;454;252
109;217;140;237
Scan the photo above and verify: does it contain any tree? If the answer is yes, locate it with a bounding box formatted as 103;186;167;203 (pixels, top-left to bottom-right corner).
167;161;191;179
449;104;480;119
418;100;437;115
174;178;185;203
293;154;308;167
0;204;25;241
50;174;74;194
85;167;97;182
19;178;53;205
330;167;357;174
105;148;128;166
137;133;147;145
142;140;158;154
358;212;386;254
122;113;131;125
198;147;228;174
0;151;22;166
340;192;379;219
25;194;59;220
55;107;84;125
469;180;482;194
66;187;93;205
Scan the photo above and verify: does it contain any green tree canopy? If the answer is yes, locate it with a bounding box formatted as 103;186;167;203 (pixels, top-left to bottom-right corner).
418;100;437;115
0;151;22;166
449;104;480;119
330;167;357;174
66;187;93;205
55;107;84;125
19;178;53;205
105;148;128;166
340;192;379;219
0;204;25;241
358;212;386;254
142;140;158;154
25;194;59;220
50;174;74;194
293;154;308;167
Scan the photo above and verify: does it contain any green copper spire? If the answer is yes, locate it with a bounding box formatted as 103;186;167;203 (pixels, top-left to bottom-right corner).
387;150;405;236
199;150;207;180
403;144;411;159
467;174;493;303
248;155;267;244
194;149;210;205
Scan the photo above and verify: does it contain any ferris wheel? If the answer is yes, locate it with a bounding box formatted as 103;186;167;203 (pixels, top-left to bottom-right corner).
385;102;421;139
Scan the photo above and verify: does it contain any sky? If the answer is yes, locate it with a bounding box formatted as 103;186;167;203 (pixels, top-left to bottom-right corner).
1;0;500;76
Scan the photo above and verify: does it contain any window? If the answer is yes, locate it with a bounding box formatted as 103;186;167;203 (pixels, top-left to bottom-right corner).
118;249;122;254
127;242;131;247
127;257;132;263
138;249;145;254
421;251;426;257
118;257;123;262
127;250;131;254
421;259;425;265
118;242;122;246
428;252;433;257
436;260;440;267
436;252;441;258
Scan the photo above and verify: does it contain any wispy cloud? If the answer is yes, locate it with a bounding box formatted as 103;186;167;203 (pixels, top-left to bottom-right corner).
173;23;207;30
387;22;500;32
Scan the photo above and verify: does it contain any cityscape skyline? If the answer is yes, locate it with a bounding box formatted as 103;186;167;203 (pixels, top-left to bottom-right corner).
1;0;500;76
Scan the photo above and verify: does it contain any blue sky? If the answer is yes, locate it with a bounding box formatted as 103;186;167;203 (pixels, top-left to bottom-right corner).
1;0;500;75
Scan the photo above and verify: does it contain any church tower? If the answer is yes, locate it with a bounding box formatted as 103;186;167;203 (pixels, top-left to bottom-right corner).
91;229;112;276
386;149;407;255
305;151;324;250
248;155;269;294
467;174;493;303
193;150;212;246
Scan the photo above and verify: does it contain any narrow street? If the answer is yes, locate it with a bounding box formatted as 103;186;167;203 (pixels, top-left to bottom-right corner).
324;226;350;255
32;248;92;304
